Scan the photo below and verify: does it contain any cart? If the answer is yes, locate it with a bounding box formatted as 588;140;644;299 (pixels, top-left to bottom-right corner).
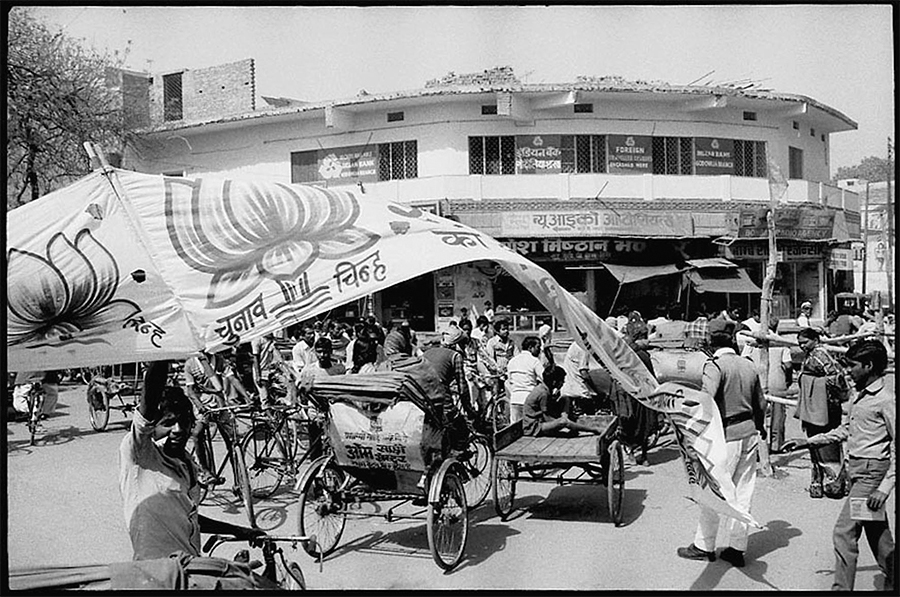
86;362;144;431
294;371;472;570
491;413;626;526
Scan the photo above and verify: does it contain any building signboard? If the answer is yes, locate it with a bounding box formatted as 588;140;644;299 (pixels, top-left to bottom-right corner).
827;248;854;271
500;210;692;237
290;144;378;183
515;135;562;174
607;135;653;173
500;237;647;262
726;242;826;262
693;138;735;175
738;208;835;240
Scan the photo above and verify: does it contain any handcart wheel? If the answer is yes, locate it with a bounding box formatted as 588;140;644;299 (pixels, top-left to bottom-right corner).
427;462;468;571
492;458;517;520
240;424;287;498
461;434;493;509
298;456;346;558
607;439;625;526
87;386;110;431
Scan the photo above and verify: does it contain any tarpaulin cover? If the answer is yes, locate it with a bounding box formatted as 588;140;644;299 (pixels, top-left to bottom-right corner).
5;166;760;527
685;268;762;294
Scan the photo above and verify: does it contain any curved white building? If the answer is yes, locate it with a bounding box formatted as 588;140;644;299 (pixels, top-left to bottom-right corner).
123;62;861;331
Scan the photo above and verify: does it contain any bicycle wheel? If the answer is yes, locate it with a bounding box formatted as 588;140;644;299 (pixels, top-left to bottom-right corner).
607;439;625;526
240;424;287;499
492;459;517;520
28;389;44;446
87;386;110;432
461;434;492;509
281;560;306;590
228;431;257;528
191;426;216;504
427;464;468;571
298;457;346;558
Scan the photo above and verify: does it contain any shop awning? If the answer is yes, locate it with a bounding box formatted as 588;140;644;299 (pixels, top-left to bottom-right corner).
568;257;739;284
684;268;762;294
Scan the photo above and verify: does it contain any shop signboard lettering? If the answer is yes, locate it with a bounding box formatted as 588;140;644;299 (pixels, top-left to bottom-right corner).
693;138;735;175
727;242;826;262
515;135;562;174
607;135;653;173
500;210;691;237
316;144;378;182
827;248;853;271
738;208;835;240
500;238;647;262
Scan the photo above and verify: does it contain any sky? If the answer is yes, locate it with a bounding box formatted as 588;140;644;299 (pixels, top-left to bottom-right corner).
27;4;895;173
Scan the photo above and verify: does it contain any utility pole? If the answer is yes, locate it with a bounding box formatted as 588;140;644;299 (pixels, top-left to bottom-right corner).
862;181;869;294
885;137;894;310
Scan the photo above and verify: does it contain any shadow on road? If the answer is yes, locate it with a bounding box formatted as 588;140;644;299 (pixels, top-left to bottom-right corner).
688;518;803;590
523;484;648;527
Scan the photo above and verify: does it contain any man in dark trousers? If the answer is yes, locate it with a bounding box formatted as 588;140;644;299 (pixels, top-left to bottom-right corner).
783;339;895;591
677;318;767;568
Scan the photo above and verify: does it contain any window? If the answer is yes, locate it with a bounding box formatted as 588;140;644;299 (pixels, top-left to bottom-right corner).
652;136;693;175
481;104;497;115
290;150;318;183
387;111;404;122
821;134;826;142
163;72;183;121
733;140;767;177
560;135;606;173
743;111;757;121
792;121;799;130
789;146;803;179
469;136;516;175
810;127;816;137
378;140;417;180
573;103;594;113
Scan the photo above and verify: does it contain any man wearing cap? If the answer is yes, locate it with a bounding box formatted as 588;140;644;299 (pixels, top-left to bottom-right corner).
678;318;767;568
423;326;475;448
797;301;813;328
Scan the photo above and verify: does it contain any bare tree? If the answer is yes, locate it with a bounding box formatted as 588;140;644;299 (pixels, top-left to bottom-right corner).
7;7;137;209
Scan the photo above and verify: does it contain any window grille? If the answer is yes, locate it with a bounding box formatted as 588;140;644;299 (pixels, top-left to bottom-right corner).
378;140;418;181
469;137;484;174
163;72;183;122
469;136;516;175
573;103;594;113
734;140;766;177
652;136;692;175
387;111;404;122
561;135;606;174
481;104;497;115
743;111;757;121
485;137;500;174
290;150;318;183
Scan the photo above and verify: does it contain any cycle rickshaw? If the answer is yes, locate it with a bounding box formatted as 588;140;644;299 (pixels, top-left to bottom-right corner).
85;362;146;431
295;371;473;570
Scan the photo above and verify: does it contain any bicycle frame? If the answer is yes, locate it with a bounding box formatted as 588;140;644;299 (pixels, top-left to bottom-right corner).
203;533;320;589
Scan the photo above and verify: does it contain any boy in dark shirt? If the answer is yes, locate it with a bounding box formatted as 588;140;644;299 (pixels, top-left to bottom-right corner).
522;366;601;437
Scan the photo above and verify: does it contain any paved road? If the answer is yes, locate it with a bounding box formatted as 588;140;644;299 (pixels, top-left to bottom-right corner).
5;381;894;590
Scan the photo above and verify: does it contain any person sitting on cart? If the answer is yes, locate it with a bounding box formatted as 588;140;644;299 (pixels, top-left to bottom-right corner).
523;366;603;437
119;360;265;562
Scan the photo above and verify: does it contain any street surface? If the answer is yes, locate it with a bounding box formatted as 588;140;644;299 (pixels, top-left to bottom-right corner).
5;380;895;590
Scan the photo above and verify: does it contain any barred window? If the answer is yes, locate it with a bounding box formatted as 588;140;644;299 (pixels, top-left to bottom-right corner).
468;136;516;175
163;72;183;122
561;135;606;173
378;140;417;181
652;136;693;175
734;140;767;177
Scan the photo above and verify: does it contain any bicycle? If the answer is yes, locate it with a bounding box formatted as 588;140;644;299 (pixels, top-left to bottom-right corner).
22;381;46;446
202;532;319;590
190;402;257;528
458;375;510;508
240;402;328;499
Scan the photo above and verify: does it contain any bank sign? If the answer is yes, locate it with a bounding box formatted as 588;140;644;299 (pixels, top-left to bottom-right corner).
315;144;378;182
693;138;735;175
608;135;653;173
516;135;561;174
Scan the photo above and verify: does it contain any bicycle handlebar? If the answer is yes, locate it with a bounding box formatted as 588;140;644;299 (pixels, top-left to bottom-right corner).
202;533;314;553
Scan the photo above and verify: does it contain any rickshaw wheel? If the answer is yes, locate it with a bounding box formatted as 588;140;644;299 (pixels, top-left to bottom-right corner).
607;439;625;526
492;459;517;520
427;463;468;570
298;456;346;558
87;387;110;432
461;434;493;509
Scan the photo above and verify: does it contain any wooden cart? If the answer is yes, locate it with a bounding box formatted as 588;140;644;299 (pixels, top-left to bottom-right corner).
491;413;625;526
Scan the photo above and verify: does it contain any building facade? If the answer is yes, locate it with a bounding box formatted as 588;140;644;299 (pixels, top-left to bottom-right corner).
121;61;862;331
838;178;895;306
